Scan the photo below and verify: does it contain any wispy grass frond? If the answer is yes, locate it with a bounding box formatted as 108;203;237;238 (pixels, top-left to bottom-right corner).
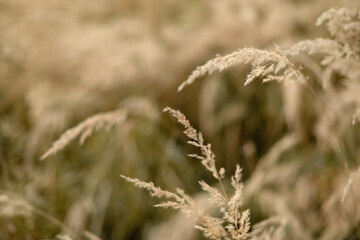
286;38;345;59
316;8;360;53
121;175;228;239
199;180;226;207
178;47;307;91
179;7;360;93
41;109;127;160
120;175;180;200
163;107;223;181
41;97;159;160
122;108;250;240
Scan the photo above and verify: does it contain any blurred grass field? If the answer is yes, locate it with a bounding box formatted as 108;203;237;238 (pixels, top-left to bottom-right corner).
0;0;360;239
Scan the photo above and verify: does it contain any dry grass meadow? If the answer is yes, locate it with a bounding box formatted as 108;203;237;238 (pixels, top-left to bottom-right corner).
0;0;360;239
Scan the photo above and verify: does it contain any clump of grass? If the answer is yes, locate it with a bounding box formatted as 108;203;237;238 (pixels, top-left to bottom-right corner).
1;3;360;239
123;7;360;240
178;6;360;168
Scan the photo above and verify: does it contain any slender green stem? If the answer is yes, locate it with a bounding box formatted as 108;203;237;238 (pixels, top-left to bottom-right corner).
307;84;349;170
30;206;81;240
218;178;229;201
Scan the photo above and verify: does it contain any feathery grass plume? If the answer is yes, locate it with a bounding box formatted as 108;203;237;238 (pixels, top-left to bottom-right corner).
224;165;250;240
41;109;128;160
163;107;224;181
122;108;250;240
312;8;360;89
286;37;359;90
41;96;159;160
286;38;346;63
178;47;307;92
120;175;229;240
178;7;360;93
316;8;360;53
178;37;353;92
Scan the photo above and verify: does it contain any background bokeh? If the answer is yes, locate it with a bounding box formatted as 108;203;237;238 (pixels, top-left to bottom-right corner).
0;0;359;239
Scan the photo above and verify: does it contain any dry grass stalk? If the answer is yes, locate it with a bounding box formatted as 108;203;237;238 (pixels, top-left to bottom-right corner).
178;37;350;92
341;166;360;203
163;107;224;181
178;47;306;92
316;8;360;53
120;175;229;239
122;108;250;240
41;109;127;160
41;97;159;160
286;38;345;60
178;7;360;93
